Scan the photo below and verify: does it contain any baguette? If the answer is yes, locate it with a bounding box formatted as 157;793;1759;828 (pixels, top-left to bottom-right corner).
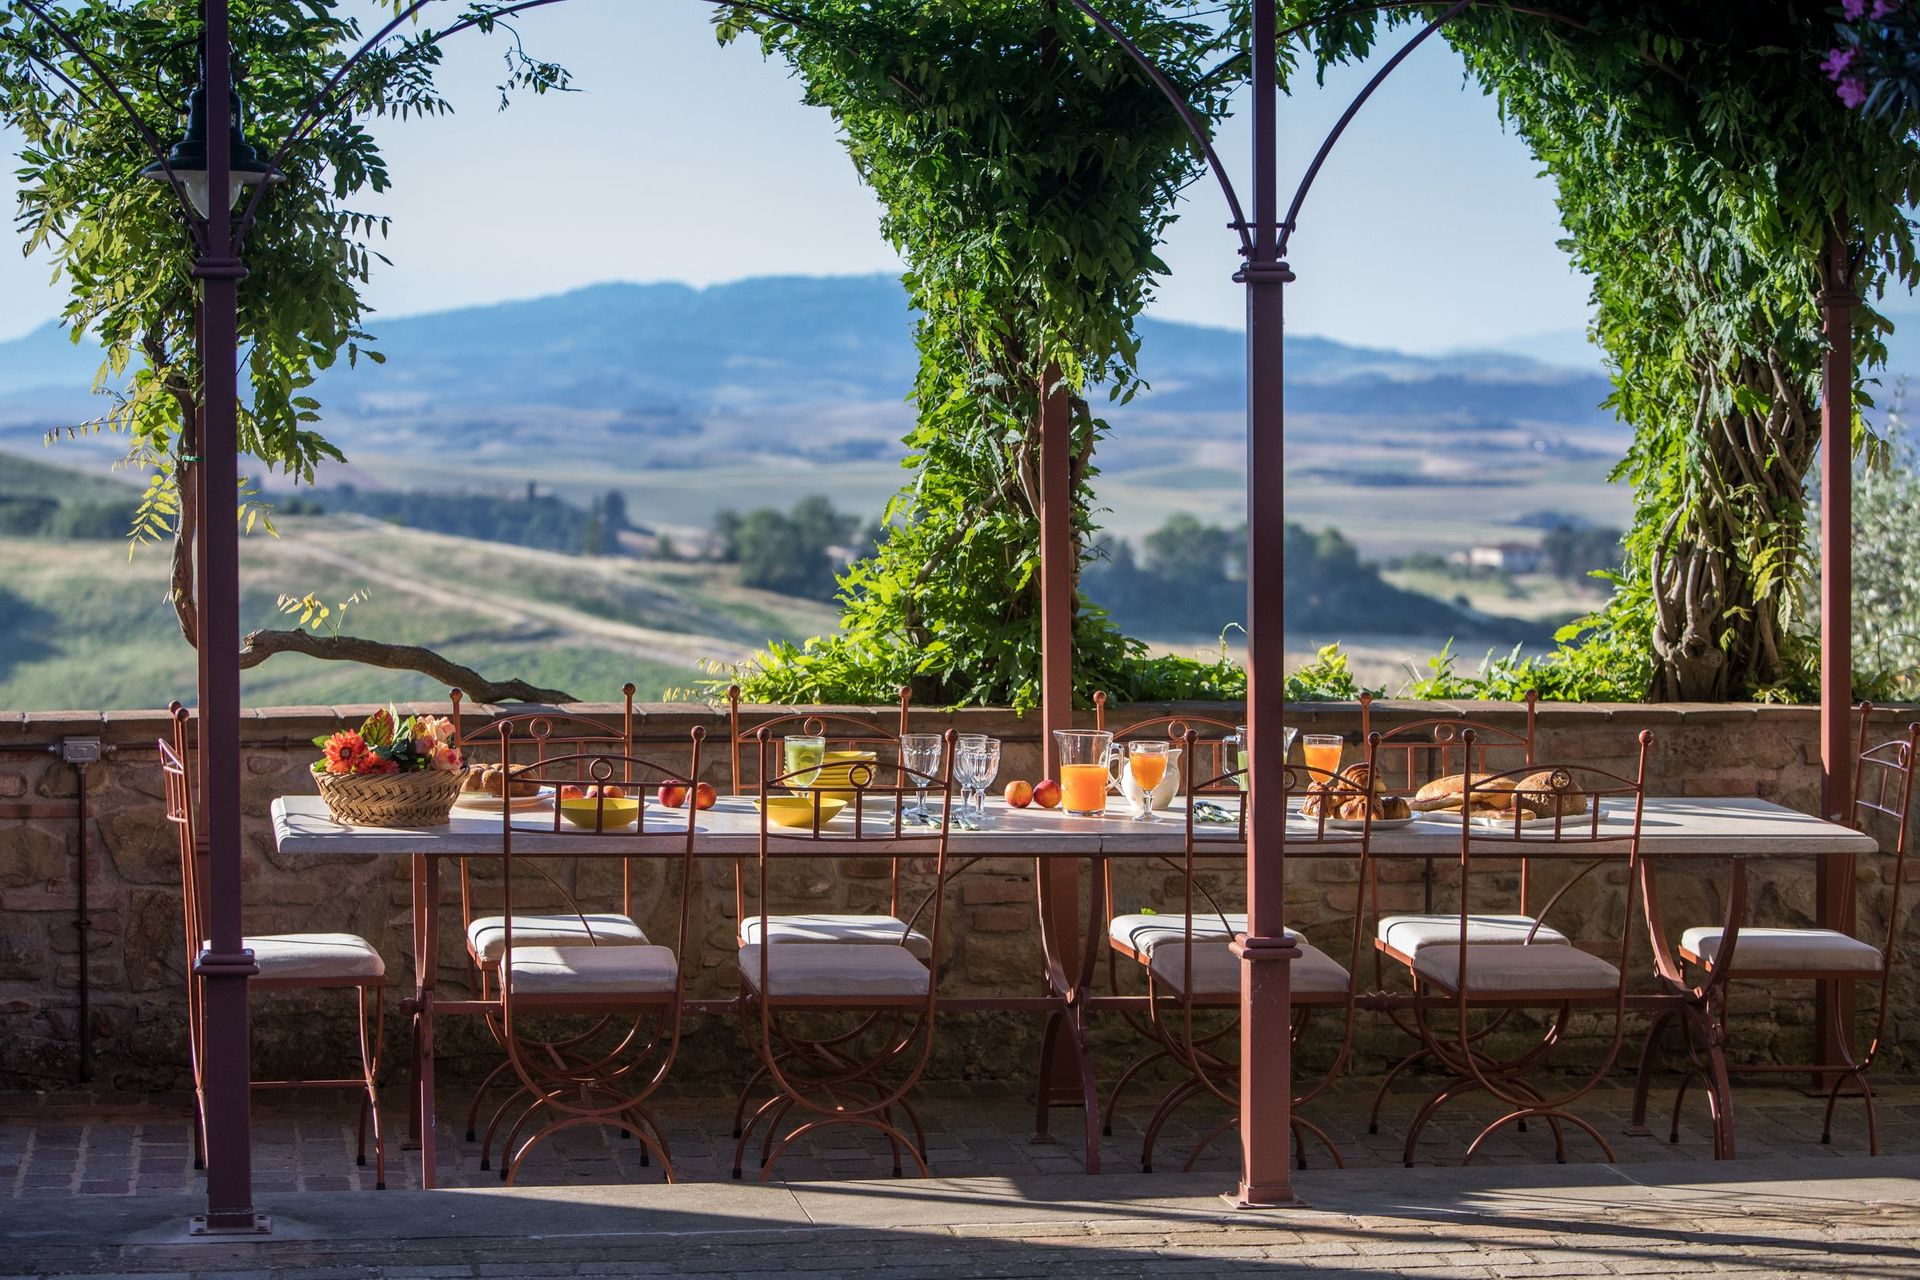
1410;772;1516;812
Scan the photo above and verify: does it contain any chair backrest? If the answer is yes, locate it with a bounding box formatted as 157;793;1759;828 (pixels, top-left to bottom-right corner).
1094;691;1242;797
451;691;641;934
1850;707;1920;968
158;704;207;976
493;732;706;1008
725;684;912;795
747;726;957;1000
1446;729;1654;1011
1361;690;1538;797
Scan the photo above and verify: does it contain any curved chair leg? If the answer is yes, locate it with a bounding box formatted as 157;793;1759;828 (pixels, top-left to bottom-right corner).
1140;1076;1208;1174
1292;1115;1344;1170
1102;1048;1171;1137
506;1114;672;1187
1464;1107;1614;1167
763;1116;929;1183
1403;1077;1483;1167
1368;1046;1427;1135
1629;1006;1677;1134
465;1057;517;1143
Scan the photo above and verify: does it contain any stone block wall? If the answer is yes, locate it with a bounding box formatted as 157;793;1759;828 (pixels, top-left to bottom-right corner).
2;697;1916;1095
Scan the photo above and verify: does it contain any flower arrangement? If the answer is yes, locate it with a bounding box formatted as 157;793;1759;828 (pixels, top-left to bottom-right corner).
312;706;464;778
310;707;468;827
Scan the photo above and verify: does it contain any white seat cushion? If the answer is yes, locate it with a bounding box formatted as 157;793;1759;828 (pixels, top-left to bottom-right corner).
1378;913;1569;956
1413;944;1620;997
467;913;648;964
237;933;384;983
1148;939;1350;999
507;945;678;998
738;943;929;1001
1109;912;1248;959
741;913;933;961
1679;926;1884;976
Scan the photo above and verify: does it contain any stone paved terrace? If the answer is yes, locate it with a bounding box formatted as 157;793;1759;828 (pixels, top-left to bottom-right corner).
4;1077;1919;1277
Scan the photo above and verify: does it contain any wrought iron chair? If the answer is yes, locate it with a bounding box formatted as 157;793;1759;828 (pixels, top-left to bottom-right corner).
731;728;956;1180
481;729;704;1184
724;692;930;961
1089;694;1244;1134
1644;710;1918;1156
448;688;660;1148
1398;731;1653;1166
1360;692;1555;1135
160;703;386;1187
1118;732;1370;1174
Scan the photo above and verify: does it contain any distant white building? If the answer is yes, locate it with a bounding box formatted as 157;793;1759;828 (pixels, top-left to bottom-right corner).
1458;542;1546;574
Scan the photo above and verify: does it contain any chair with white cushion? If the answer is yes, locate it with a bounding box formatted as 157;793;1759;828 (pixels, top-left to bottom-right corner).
1118;734;1370;1174
724;694;930;991
483;732;705;1183
1361;695;1549;1135
732;729;955;1180
1645;712;1917;1157
161;706;386;1188
448;692;659;1146
1399;732;1653;1166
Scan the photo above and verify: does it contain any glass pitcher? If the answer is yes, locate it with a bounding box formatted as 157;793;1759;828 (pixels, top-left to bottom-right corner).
1053;729;1115;816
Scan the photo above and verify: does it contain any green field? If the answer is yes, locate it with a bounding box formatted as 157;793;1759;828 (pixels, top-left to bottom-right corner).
0;514;839;712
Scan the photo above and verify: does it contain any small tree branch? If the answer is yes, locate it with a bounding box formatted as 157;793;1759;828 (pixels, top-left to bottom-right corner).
238;628;578;703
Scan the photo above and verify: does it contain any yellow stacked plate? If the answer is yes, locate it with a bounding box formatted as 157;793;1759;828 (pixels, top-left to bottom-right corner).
790;749;880;803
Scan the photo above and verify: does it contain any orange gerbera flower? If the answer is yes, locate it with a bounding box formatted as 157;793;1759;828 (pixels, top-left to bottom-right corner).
323;730;370;775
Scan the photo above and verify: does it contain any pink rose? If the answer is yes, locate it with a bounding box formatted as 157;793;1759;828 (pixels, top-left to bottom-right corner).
432;743;464;773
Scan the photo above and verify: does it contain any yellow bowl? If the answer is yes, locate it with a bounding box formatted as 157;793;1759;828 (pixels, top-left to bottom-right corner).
557;796;641;830
757;795;848;829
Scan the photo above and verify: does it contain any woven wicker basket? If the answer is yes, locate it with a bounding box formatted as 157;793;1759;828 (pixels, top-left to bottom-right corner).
314;769;466;827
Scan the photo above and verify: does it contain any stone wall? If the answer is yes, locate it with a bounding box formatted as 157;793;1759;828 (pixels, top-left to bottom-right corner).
2;698;1916;1095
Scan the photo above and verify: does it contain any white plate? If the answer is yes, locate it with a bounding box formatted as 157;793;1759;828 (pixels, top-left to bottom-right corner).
1468;804;1612;829
1321;814;1417;830
453;786;553;813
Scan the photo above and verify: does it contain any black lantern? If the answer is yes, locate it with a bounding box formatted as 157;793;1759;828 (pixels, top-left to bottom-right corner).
140;70;282;219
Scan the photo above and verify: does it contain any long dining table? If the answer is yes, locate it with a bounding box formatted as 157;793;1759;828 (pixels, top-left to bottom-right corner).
272;791;1875;1184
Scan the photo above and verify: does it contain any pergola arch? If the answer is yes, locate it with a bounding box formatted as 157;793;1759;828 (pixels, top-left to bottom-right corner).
0;0;1867;1224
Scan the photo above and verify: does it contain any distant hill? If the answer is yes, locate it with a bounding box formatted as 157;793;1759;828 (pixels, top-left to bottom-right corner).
0;273;1617;436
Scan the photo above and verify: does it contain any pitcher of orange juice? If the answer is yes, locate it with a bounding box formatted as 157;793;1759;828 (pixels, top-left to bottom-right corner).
1053;730;1115;816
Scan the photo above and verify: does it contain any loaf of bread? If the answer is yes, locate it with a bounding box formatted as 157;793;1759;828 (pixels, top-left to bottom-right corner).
1512;770;1588;818
1411;773;1516;812
462;764;540;798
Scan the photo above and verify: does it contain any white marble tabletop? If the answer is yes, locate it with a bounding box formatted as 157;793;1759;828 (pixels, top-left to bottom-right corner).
272;792;1876;861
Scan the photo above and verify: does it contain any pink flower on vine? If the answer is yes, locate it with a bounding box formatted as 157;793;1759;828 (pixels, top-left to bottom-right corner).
1823;47;1857;80
1839;77;1869;108
1873;0;1901;17
1843;0;1868;18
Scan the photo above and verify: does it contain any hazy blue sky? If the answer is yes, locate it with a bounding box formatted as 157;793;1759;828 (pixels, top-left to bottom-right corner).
0;2;1593;353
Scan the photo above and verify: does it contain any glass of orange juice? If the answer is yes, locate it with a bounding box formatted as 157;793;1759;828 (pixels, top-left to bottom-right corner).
1302;734;1344;782
1127;741;1170;822
1054;729;1114;816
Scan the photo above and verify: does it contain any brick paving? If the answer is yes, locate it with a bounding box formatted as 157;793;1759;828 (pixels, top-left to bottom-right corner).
5;1077;1919;1278
6;1074;1917;1195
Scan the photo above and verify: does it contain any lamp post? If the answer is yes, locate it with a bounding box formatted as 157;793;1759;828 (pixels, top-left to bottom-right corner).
139;1;276;1234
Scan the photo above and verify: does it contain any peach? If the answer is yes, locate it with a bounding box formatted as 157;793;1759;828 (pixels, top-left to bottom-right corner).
657;781;689;808
693;781;718;810
1032;778;1062;809
1004;780;1034;808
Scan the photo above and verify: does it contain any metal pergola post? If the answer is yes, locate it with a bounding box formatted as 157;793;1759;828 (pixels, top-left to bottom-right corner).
191;0;262;1235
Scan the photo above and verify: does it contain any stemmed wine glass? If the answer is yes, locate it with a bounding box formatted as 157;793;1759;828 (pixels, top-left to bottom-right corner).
962;737;1001;827
1127;740;1169;823
900;733;944;826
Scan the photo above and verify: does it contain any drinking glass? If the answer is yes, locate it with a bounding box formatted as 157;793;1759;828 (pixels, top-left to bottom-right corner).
965;738;1001;826
955;733;988;816
900;733;944;825
1127;741;1170;822
1301;733;1343;782
783;734;826;789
